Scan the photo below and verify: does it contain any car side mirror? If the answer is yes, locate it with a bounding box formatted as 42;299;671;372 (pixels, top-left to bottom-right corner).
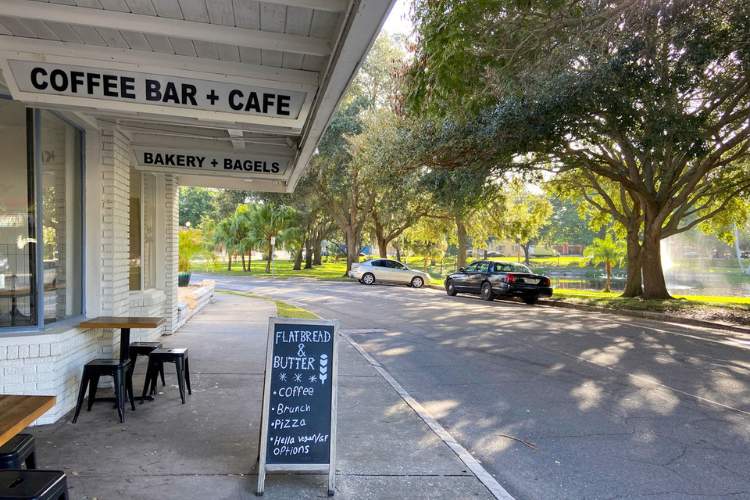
458;267;465;272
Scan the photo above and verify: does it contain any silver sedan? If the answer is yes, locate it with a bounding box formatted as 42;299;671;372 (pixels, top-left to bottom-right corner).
349;259;430;288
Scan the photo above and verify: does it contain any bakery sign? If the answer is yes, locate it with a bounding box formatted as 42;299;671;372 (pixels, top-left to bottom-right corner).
133;147;292;178
2;60;308;124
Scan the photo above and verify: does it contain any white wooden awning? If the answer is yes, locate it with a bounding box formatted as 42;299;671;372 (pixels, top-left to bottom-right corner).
0;0;393;192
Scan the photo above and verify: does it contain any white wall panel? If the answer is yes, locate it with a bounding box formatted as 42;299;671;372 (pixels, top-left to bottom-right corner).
120;30;151;50
0;17;37;37
168;37;196;56
96;27;130;48
44;21;83;42
144;33;173;53
76;0;104;9
96;0;129;10
71;24;107;45
151;0;183;19
124;0;155;14
178;0;208;21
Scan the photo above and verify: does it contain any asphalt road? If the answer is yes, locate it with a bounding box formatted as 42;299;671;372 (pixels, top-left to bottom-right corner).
195;274;750;500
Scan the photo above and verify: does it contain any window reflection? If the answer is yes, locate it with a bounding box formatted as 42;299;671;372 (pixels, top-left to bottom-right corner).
0;101;36;326
41;111;82;324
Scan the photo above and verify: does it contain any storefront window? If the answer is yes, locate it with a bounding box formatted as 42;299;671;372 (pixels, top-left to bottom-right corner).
129;169;142;290
41;111;83;323
0;100;36;327
142;173;157;290
130;171;157;291
0;98;84;330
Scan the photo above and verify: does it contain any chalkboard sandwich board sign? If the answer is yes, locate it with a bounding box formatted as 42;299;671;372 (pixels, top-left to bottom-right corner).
257;317;339;496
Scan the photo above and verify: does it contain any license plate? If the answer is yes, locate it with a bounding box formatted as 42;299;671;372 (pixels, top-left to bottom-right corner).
521;278;539;285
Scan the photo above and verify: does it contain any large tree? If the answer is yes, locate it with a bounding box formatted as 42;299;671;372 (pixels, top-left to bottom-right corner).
487;180;552;266
179;187;216;227
406;0;750;299
349;110;434;257
306;33;407;274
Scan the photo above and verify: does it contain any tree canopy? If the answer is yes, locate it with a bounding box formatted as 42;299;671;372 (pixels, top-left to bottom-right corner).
404;0;750;298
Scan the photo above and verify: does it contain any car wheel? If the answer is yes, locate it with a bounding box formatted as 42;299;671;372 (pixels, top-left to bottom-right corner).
481;282;494;301
411;276;424;288
523;295;539;305
362;273;375;285
446;280;457;296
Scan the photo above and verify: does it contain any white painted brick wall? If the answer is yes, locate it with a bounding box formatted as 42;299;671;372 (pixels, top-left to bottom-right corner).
0;124;141;424
100;125;131;358
163;174;179;333
0;328;104;424
129;289;166;341
0;126;194;425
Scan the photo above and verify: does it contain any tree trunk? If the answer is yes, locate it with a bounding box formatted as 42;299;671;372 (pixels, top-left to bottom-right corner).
604;261;612;293
227;253;232;271
313;238;322;266
241;253;246;272
265;240;273;274
622;231;643;297
247;250;252;273
374;220;388;258
521;243;531;266
395;243;402;263
641;225;671;299
304;239;313;269
293;245;304;271
345;226;360;275
377;234;388;258
456;215;468;269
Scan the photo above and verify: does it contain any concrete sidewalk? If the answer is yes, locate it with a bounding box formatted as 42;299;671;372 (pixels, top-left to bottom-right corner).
31;293;492;499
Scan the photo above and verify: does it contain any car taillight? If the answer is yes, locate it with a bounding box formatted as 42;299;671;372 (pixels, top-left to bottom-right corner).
541;277;550;286
505;274;515;284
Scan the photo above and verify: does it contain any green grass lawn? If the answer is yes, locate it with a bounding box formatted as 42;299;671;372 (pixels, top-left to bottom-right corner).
191;258;349;280
551;288;750;313
220;290;320;319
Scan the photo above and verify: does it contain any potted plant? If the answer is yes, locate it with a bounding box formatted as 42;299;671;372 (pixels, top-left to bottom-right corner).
178;228;204;287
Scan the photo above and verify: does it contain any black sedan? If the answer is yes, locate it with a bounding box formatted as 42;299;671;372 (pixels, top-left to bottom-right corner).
444;260;553;304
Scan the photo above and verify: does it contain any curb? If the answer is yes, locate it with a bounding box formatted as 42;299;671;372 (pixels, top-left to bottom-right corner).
538;299;750;335
427;284;750;336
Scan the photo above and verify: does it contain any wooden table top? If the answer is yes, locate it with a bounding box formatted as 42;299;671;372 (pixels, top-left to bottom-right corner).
0;395;56;446
78;316;165;329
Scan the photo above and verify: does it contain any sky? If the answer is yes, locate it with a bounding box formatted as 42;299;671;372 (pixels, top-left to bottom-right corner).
381;0;413;37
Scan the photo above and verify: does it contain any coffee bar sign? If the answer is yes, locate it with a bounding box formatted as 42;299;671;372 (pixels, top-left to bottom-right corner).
133;147;291;178
4;60;308;123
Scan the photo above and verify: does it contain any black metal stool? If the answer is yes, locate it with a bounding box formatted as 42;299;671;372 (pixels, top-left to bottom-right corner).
0;469;68;499
72;359;134;423
142;348;191;404
0;434;35;470
128;342;165;387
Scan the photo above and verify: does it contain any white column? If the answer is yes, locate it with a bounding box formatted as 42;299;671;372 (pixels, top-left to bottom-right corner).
163;174;179;333
99;123;131;356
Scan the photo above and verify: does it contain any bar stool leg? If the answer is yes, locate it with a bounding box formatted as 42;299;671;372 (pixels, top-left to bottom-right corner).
175;359;186;404
126;371;136;411
87;374;100;411
142;360;154;401
159;364;166;387
113;370;124;423
150;361;161;396
72;371;90;423
25;449;36;469
184;357;192;395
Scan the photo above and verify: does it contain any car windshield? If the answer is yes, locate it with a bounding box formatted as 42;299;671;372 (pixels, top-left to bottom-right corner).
494;263;532;273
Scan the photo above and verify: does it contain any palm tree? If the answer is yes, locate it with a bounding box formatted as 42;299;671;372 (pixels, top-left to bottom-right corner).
250;203;296;273
584;235;626;293
212;217;238;271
